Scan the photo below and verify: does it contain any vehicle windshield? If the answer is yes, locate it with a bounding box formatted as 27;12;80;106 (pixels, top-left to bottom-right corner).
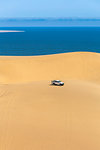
56;80;61;82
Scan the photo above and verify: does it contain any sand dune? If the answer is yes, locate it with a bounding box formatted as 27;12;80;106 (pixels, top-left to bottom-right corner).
0;52;100;150
0;52;100;84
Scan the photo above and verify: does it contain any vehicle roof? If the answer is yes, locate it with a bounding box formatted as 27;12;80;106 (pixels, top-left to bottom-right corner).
52;80;61;82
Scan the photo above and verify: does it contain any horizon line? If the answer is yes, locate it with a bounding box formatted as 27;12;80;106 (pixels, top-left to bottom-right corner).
0;17;100;21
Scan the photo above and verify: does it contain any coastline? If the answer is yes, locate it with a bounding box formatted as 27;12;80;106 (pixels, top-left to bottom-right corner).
0;30;25;32
0;52;100;150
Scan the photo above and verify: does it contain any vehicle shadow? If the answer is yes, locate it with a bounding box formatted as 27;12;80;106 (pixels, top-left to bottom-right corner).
49;84;64;87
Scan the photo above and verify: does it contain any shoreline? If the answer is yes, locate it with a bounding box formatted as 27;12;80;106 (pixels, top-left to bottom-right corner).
0;30;25;32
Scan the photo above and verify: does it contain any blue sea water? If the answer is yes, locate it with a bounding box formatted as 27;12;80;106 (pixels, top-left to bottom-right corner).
0;27;100;56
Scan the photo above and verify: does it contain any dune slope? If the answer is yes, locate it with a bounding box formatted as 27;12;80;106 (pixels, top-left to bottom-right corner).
0;52;100;150
0;52;100;84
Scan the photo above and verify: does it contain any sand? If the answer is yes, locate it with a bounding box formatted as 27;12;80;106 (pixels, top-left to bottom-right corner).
0;30;24;33
0;52;100;150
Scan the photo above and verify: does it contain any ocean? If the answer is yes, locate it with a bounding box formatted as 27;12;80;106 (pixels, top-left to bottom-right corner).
0;27;100;56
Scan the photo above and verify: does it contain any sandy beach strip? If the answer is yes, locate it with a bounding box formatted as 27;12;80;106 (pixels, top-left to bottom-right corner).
0;52;100;150
0;30;25;32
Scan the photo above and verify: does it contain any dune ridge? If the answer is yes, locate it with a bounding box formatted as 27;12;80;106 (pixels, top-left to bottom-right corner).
0;52;100;84
0;52;100;150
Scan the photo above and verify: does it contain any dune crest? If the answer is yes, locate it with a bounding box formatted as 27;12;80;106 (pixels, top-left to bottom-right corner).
0;52;99;84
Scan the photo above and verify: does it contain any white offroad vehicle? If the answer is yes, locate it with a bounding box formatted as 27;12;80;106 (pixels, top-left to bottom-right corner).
51;80;64;86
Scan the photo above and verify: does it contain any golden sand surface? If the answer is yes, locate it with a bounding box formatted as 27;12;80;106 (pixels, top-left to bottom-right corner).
0;52;100;150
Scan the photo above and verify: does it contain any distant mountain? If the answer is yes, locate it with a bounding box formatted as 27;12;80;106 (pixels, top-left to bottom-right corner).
0;18;100;27
0;18;100;21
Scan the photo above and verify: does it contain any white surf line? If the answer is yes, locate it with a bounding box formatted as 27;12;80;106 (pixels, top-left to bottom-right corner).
0;30;25;33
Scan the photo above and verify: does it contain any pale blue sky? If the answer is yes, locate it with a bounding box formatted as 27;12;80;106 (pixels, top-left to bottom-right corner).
1;0;100;18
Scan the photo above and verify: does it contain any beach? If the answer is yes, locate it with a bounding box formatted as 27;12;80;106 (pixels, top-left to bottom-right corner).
0;30;24;32
0;52;100;150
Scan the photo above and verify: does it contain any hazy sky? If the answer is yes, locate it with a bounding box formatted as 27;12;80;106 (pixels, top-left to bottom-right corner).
1;0;100;18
